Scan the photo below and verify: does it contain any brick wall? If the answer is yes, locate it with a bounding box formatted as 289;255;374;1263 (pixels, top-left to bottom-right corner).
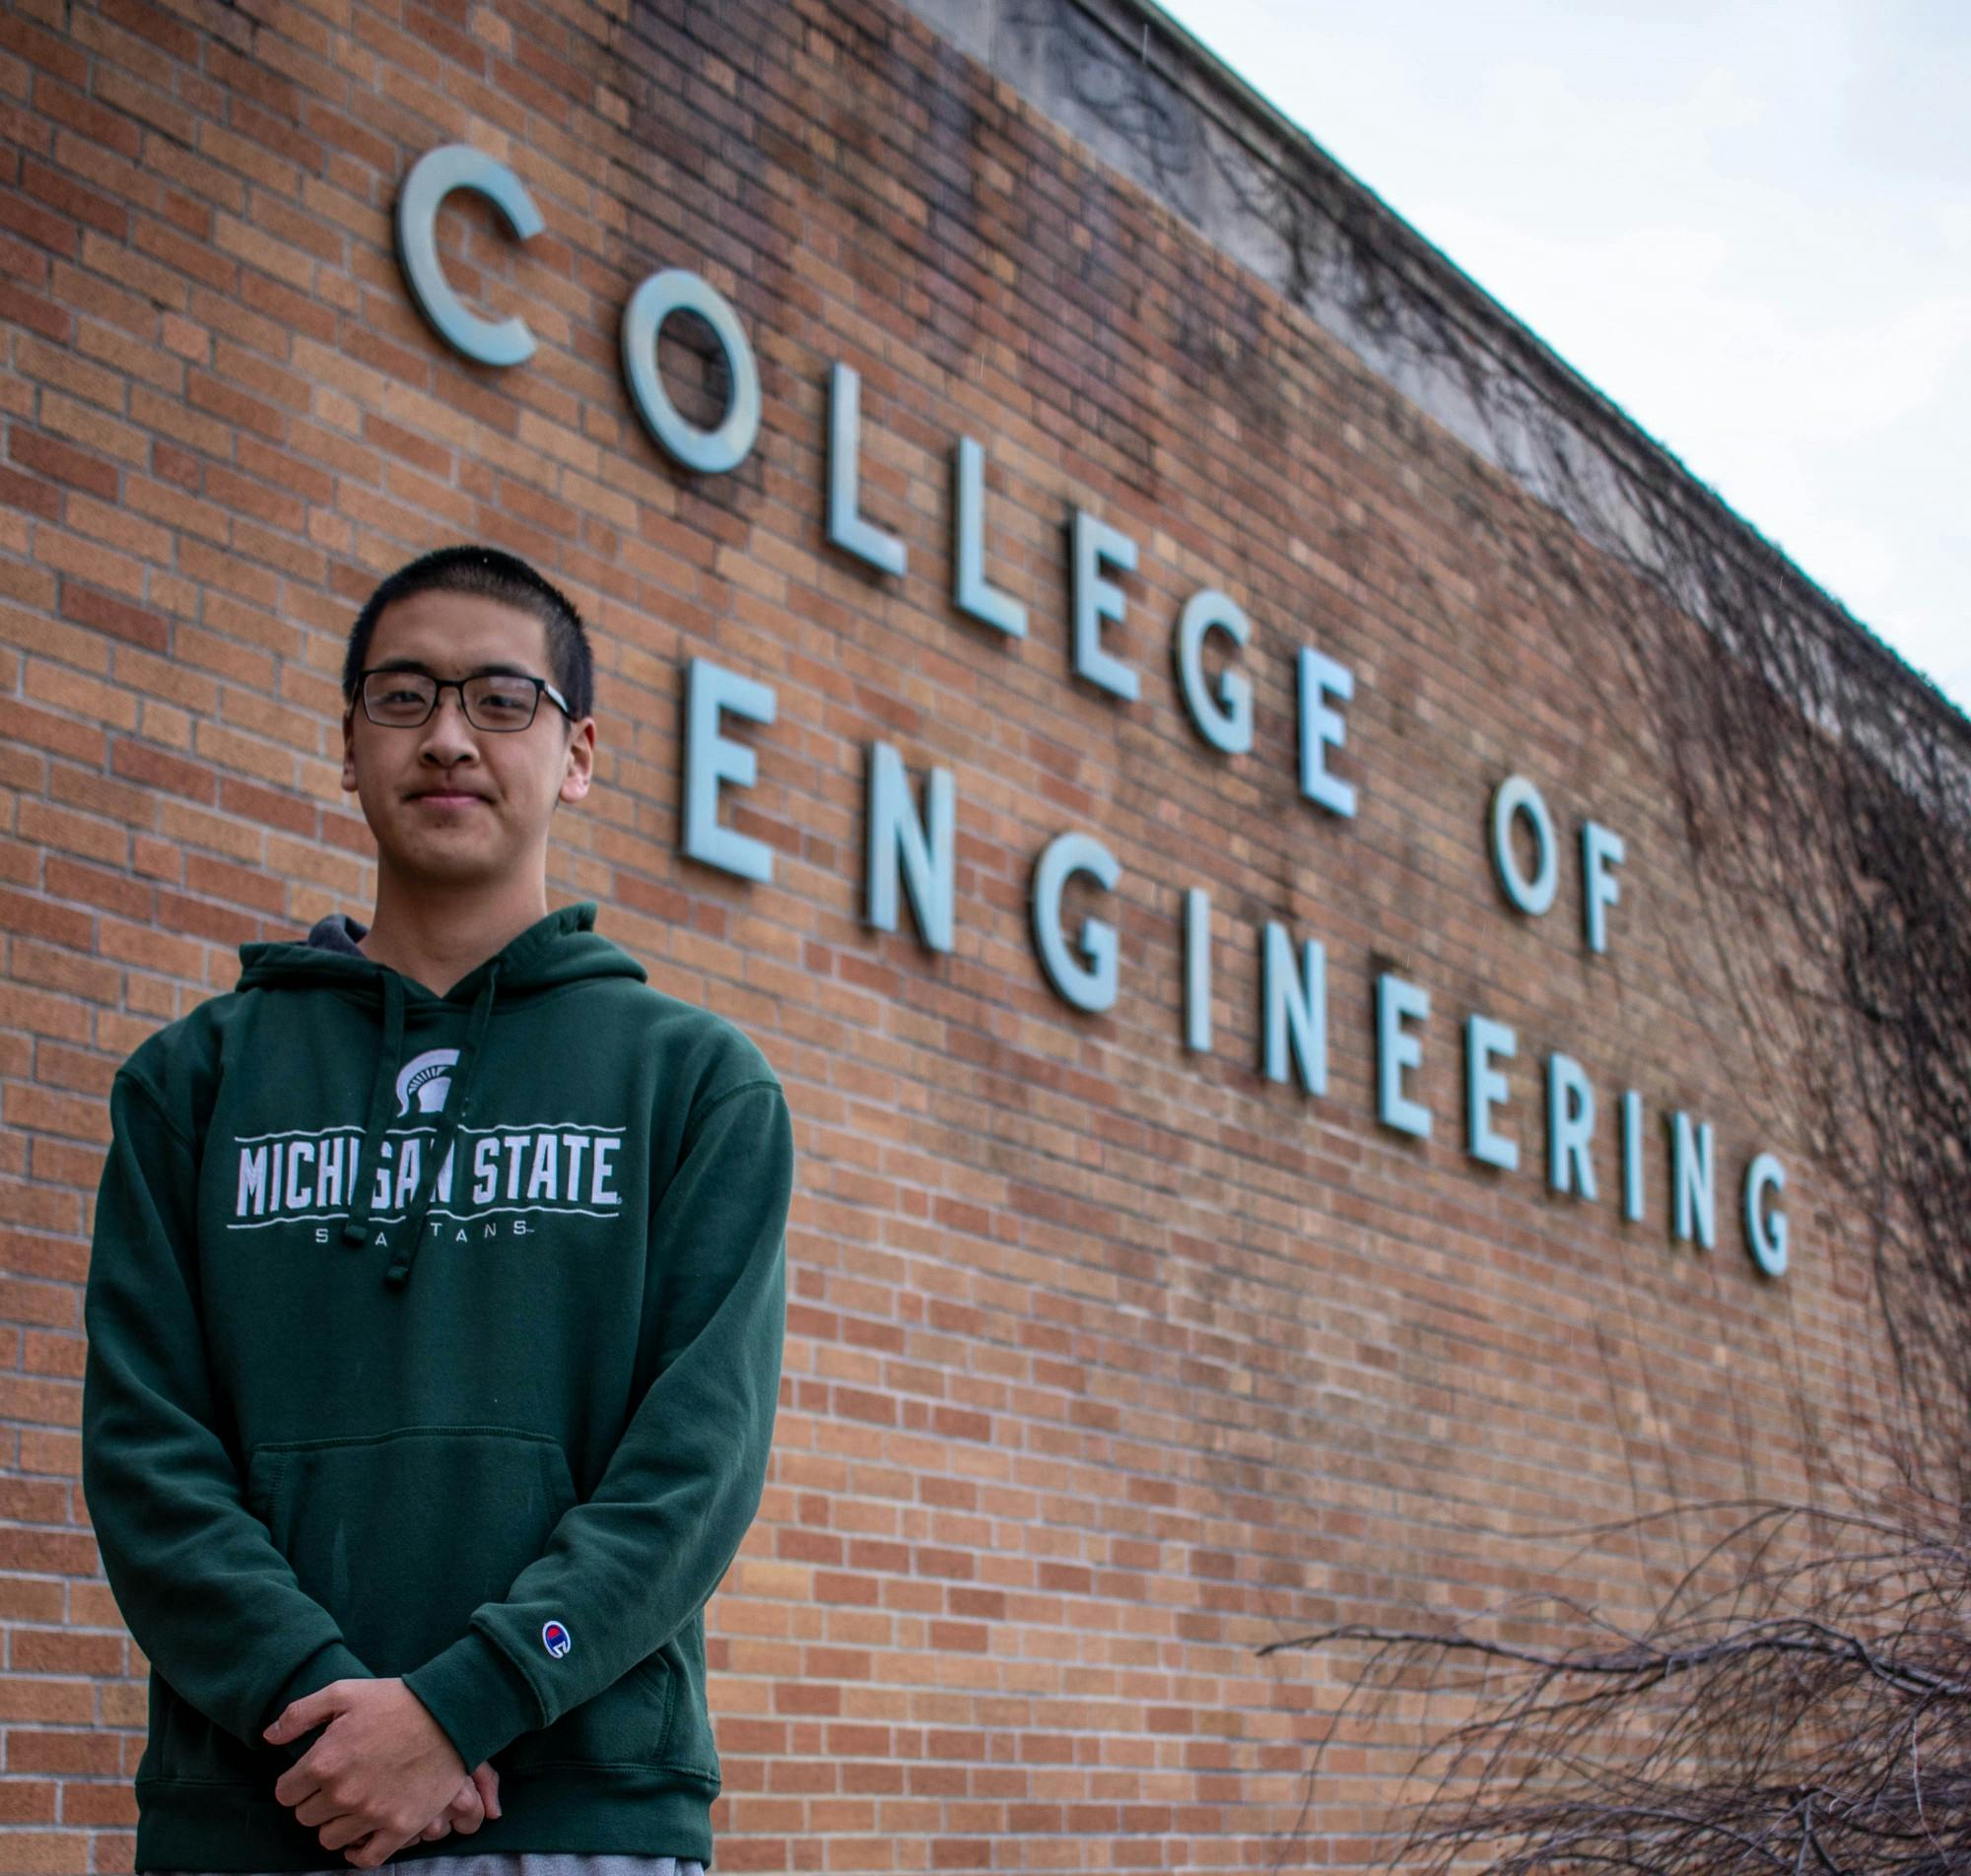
2;0;1874;1868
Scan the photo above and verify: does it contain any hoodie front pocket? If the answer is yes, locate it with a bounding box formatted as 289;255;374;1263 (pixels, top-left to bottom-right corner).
245;1426;573;1682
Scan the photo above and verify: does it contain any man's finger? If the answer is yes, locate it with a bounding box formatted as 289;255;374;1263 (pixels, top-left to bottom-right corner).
356;1823;430;1870
288;1789;345;1829
472;1761;502;1819
264;1682;350;1744
447;1774;487;1835
280;1757;363;1821
310;1805;374;1853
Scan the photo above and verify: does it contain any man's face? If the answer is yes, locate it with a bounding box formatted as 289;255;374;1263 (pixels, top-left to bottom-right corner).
340;588;594;892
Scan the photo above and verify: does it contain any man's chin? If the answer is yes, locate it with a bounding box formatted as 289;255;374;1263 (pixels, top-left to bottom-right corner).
379;841;513;890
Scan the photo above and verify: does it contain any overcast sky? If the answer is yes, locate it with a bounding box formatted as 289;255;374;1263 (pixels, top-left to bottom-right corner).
1154;0;1969;719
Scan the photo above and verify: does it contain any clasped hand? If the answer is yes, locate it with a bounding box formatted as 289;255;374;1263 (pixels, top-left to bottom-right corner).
264;1677;500;1867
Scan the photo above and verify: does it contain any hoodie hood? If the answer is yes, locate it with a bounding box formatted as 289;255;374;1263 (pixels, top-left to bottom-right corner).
303;909;369;957
235;903;647;1288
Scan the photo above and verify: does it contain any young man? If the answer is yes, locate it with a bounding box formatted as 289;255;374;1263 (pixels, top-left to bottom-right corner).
81;546;793;1872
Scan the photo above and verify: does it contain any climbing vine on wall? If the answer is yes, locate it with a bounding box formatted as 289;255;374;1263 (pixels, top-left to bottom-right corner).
1010;1;1971;1866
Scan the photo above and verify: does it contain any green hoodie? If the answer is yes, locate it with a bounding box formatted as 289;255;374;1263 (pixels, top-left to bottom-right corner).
80;902;792;1871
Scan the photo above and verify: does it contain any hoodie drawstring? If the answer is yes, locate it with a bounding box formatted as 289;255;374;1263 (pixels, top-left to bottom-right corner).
340;972;406;1255
383;959;503;1289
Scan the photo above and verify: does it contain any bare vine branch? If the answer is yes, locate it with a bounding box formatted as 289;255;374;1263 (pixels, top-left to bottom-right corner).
1004;6;1971;1869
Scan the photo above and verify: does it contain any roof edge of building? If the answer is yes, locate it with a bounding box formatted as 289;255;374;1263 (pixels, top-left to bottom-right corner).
901;0;1971;758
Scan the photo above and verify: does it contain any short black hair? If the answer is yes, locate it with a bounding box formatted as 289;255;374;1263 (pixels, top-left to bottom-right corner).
342;545;594;724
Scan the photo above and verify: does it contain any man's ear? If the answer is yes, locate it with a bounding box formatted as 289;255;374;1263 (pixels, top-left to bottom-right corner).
558;716;596;807
340;706;359;794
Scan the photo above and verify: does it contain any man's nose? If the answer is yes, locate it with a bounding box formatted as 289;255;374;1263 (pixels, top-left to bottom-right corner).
418;688;480;756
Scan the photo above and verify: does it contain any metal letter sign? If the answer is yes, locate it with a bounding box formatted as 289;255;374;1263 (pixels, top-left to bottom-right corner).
384;141;1797;1283
622;270;762;475
396;145;543;368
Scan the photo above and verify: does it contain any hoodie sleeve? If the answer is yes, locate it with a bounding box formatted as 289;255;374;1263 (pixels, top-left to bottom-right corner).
81;1064;374;1755
400;1074;792;1773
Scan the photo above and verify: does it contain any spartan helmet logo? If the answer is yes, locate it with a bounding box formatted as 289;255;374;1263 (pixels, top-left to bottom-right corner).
394;1047;460;1116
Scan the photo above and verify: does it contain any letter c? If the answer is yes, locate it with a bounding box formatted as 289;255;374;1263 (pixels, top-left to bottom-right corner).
396;145;543;367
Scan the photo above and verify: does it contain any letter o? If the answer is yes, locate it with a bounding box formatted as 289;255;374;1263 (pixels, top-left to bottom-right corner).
621;269;761;475
1490;773;1558;916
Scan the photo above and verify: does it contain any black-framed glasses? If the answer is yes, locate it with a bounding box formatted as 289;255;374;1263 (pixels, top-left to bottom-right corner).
357;668;574;732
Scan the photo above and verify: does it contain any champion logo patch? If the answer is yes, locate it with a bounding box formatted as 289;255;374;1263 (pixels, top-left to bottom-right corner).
542;1619;572;1658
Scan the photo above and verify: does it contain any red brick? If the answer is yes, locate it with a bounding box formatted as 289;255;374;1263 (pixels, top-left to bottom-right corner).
0;699;103;767
20;1324;86;1387
203;461;307;532
0;464;61;522
152;439;199;488
0;172;82;257
48;759;155;830
184;368;285;441
182;850;286;914
58;583;169;652
60;1778;137;1826
131;832;181;880
216;774;314;838
0;886;94;956
97;911;205;979
34;80;144;163
0;15;89;90
4;1722;124;1773
109;736;216;805
28;1136;107;1189
0;981;93;1044
0;280;74;345
40;853;152;921
7;427;119;502
98;0;199;64
23;659;139;733
0;1777;58;1823
8;937;119;1005
154;887;257;944
0;1088;106;1143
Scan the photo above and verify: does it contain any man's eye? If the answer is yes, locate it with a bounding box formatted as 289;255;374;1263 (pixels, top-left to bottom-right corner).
377;686;428;705
476;687;534;714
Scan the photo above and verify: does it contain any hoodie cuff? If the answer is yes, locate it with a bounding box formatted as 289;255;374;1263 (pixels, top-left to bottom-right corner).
259;1639;373;1758
401;1630;543;1774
